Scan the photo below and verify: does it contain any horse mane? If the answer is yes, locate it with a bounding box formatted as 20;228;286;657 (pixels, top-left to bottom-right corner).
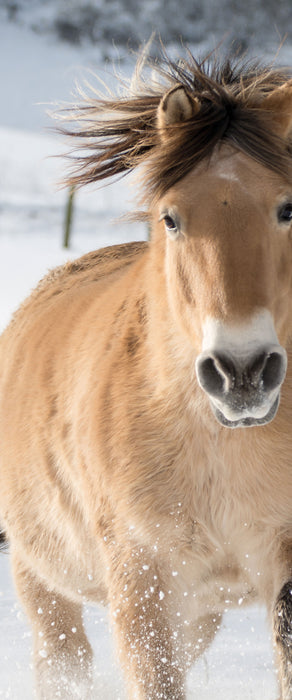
58;46;292;202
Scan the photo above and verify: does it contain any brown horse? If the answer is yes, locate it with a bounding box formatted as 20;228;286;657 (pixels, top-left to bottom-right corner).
0;50;292;699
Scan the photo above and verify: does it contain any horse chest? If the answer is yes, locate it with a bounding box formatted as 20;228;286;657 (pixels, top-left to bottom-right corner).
150;444;286;564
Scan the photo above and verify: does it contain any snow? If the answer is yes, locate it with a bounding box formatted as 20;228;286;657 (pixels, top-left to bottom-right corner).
0;551;278;699
0;11;291;699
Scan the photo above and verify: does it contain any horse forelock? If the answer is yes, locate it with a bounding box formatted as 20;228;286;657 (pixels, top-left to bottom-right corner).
58;48;292;202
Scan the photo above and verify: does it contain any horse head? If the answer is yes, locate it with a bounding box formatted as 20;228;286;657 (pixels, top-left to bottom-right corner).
156;79;292;427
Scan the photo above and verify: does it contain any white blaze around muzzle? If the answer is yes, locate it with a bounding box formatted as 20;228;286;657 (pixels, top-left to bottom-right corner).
195;311;287;428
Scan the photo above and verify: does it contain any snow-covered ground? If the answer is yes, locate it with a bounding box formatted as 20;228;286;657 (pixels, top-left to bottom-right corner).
0;9;291;699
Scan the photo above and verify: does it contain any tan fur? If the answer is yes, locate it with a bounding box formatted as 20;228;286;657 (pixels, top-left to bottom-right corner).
157;86;199;140
1;54;292;699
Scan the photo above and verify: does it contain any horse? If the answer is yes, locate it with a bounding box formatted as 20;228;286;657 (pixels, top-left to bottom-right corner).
0;49;292;700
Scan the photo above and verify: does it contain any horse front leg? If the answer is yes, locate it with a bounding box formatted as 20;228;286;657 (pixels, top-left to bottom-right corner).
274;580;292;700
12;552;94;699
107;550;187;700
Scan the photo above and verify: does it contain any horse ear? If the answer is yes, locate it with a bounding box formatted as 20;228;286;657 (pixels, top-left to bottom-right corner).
263;79;292;138
157;86;199;140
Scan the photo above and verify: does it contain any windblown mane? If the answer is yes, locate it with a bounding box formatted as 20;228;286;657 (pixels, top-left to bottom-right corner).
58;47;292;202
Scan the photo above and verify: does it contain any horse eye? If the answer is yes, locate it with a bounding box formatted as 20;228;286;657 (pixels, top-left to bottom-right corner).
278;202;292;224
163;215;178;233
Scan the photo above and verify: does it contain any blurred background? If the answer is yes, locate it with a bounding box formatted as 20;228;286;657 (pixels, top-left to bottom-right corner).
1;0;292;57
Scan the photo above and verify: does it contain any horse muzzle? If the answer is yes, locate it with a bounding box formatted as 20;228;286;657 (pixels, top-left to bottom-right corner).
196;346;287;428
195;313;287;428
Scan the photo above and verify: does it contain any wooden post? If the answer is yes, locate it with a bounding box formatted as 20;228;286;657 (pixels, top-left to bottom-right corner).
63;185;75;248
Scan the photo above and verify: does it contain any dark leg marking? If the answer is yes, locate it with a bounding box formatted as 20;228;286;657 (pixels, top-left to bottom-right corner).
275;582;292;647
274;581;292;699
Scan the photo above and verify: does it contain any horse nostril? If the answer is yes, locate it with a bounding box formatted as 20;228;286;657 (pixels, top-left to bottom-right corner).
196;354;235;397
197;357;223;395
261;351;287;392
248;350;287;392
